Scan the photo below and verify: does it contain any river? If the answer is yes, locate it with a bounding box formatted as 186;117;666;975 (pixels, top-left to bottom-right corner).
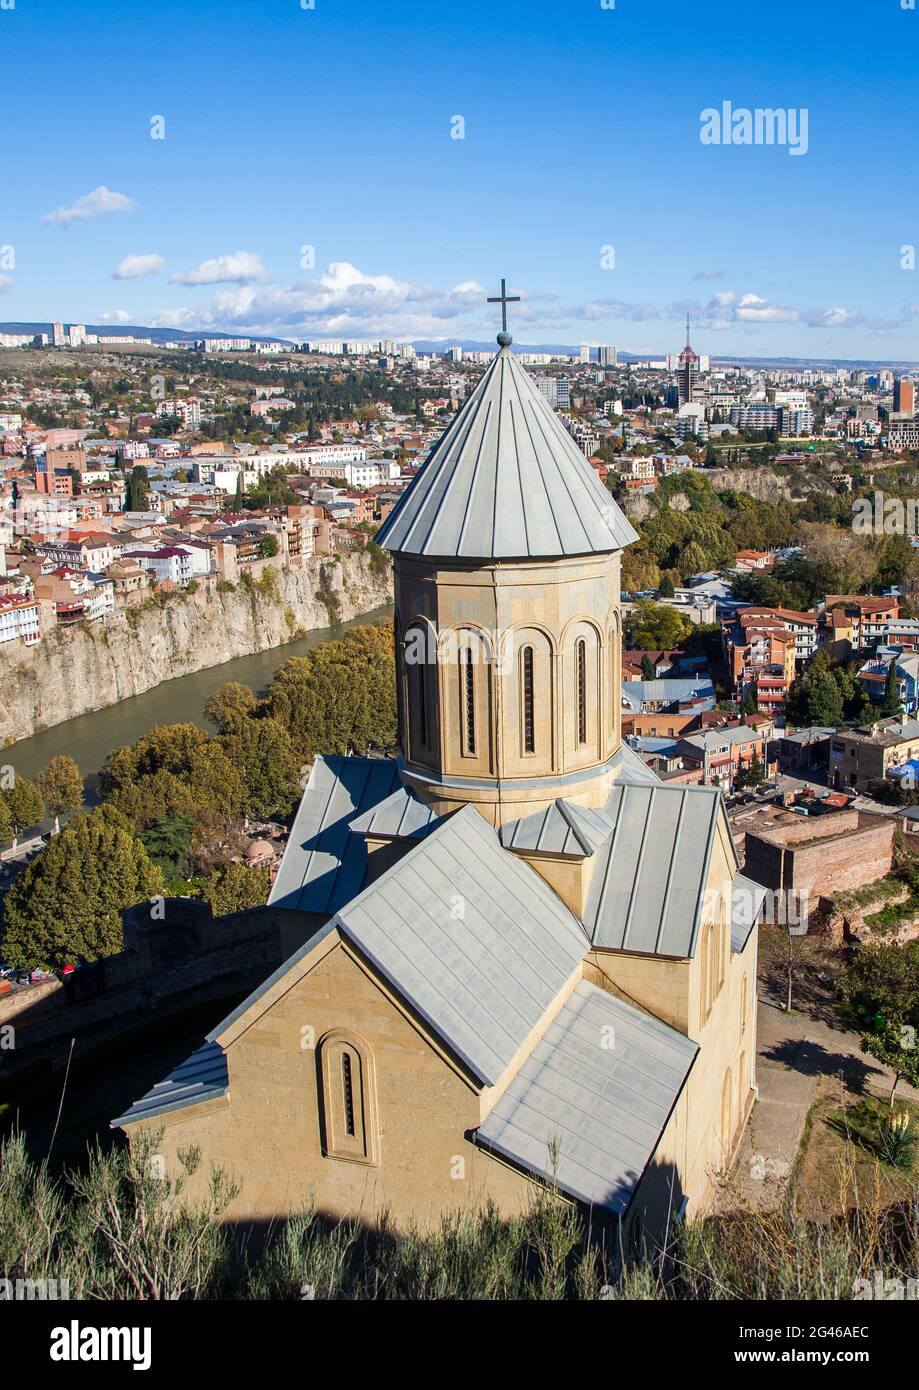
6;603;394;798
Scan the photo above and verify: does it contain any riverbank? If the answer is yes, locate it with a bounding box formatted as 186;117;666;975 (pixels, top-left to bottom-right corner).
0;552;393;746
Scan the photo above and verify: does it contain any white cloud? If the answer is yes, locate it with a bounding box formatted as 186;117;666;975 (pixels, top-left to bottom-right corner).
98;309;132;324
148;260;890;344
733;293;799;323
693;268;723;280
153;261;487;338
803;306;861;328
42;185;137;227
169;251;269;286
0;274;13;292
113;253;165;280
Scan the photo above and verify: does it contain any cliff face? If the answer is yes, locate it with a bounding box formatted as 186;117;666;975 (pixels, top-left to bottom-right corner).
0;553;393;743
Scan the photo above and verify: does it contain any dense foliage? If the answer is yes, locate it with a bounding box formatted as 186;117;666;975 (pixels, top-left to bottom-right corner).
1;806;164;967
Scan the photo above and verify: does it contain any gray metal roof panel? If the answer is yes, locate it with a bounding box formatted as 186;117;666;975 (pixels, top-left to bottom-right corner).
268;755;400;915
731;872;768;953
111;1042;228;1128
585;783;722;957
612;740;664;787
376;349;638;561
621;677;715;706
348;785;443;840
499;799;615;858
475;980;698;1212
334;804;587;1086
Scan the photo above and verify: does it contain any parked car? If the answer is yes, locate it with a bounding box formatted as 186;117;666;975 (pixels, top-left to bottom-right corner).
58;963;76;979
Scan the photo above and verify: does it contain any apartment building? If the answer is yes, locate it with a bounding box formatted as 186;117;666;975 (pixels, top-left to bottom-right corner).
829;719;919;791
0;594;42;644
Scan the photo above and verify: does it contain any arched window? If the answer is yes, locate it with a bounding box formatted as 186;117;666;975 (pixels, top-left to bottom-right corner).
522;645;535;754
462;647;476;755
576;639;587;746
404;626;431;756
417;661;428;748
720;1069;734;1158
319;1033;378;1165
700;923;711;1025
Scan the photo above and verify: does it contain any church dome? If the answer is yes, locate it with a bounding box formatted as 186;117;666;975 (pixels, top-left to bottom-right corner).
376;346;638;561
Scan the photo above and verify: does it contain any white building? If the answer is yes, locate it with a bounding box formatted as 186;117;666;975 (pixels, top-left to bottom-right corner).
0;595;42;644
127;546;193;586
308;459;400;489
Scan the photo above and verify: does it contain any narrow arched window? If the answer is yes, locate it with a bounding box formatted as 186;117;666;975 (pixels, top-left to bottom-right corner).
319;1034;377;1165
463;648;476;754
341;1051;355;1136
576;639;587;746
416;661;427;748
522;645;535;754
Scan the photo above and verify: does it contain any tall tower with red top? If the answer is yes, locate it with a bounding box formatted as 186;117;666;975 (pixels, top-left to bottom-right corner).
678;313;699;406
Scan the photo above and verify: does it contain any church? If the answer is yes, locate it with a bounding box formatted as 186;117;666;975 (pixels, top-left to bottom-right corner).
114;309;763;1247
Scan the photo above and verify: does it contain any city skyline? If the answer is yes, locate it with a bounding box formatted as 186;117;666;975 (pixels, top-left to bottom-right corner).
3;0;919;355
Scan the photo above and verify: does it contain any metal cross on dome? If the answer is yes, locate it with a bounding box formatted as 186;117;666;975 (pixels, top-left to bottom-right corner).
487;277;521;338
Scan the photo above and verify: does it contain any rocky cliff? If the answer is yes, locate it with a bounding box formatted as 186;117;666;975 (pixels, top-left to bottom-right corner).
0;553;393;743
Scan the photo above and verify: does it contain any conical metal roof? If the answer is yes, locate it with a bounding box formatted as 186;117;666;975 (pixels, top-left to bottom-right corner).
376;347;638;561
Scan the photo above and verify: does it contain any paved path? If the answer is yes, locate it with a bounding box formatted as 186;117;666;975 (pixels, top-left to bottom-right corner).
720;974;919;1211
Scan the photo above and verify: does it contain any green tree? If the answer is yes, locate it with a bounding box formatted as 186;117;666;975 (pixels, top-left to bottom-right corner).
203;681;258;734
0;796;10;841
2;777;44;837
35;755;83;833
641;653;656;680
1;805;164;967
788;665;844;728
219;717;301;820
741;683;758;717
260;534;280;558
100;724;245;824
138;814;195;878
861;1013;919;1108
266;625;397;760
881;660;902;717
202;862;270;917
623;602;692;652
125;465;149;512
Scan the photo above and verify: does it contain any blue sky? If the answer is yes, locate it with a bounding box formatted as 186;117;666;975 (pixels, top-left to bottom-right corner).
2;0;918;357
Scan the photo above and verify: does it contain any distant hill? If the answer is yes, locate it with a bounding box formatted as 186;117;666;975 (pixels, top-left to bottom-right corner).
2;323;917;371
0;322;293;347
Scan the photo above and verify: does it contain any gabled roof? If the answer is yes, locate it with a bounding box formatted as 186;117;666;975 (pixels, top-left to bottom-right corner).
475;980;698;1213
730;873;768;954
584;783;726;957
376;347;638;561
111;1042;228;1128
500;799;615;858
348;784;443;841
329;804;587;1087
268;754;400;915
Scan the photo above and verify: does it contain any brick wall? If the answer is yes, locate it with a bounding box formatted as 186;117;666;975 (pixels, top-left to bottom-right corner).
743;814;894;896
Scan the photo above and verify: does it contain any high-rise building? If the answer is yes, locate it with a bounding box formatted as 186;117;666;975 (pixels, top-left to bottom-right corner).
597;346;617;368
578;344;590;364
894;378;915;417
52;322;66;347
678;316;699;406
533;375;570;409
